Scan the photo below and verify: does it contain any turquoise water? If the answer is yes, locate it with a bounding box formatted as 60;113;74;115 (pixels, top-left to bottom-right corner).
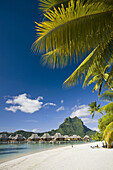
0;141;85;163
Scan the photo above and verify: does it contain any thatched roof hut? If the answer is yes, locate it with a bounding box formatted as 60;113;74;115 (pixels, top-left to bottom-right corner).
64;135;70;141
28;134;40;141
73;135;78;140
13;134;25;141
77;135;82;140
83;135;90;141
8;135;13;140
41;133;52;141
69;136;74;140
0;134;8;142
54;133;64;141
70;135;78;141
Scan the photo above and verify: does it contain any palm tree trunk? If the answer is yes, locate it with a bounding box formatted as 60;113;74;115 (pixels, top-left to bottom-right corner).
107;142;111;148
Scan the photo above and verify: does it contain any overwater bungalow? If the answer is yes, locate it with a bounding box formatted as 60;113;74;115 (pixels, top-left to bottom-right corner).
77;135;82;141
28;134;40;142
54;133;64;141
64;135;70;141
73;135;78;141
8;135;13;140
69;135;78;141
0;134;8;143
83;135;90;142
41;133;52;141
8;135;13;143
13;134;26;142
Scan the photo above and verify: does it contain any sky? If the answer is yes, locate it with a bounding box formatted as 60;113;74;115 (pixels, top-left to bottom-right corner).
0;0;103;133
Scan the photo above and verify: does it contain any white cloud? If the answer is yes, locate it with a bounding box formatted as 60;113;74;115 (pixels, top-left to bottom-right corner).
43;103;56;107
70;105;90;118
61;100;64;104
5;93;43;113
32;128;40;133
81;118;98;124
56;106;65;112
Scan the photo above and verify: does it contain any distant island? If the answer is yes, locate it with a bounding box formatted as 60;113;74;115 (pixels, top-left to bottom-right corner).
0;116;96;138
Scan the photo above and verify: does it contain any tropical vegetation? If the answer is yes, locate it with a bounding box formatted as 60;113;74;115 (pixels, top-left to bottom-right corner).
88;101;102;118
32;0;113;148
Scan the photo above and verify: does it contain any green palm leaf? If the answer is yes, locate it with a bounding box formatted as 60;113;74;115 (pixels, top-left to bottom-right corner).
64;30;113;87
103;122;113;140
88;101;102;118
39;0;70;12
32;0;113;68
63;47;98;85
39;0;113;12
99;90;113;101
98;102;113;113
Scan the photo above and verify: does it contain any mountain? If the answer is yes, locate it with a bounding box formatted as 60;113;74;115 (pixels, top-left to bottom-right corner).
47;116;96;137
0;116;96;138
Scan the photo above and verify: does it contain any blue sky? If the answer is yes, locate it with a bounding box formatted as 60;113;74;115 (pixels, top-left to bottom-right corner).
0;0;102;133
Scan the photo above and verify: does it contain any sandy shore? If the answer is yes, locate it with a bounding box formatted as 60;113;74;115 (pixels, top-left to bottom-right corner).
0;141;113;170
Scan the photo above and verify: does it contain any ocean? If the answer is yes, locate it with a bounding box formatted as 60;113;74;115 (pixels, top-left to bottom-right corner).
0;141;85;163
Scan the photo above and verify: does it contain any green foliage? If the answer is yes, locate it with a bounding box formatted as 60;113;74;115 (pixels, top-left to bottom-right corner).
39;0;70;12
32;0;113;69
99;90;113;101
88;101;102;118
98;102;113;113
48;116;96;137
91;132;103;141
32;0;113;100
103;122;113;148
103;122;113;140
106;130;113;148
98;112;113;134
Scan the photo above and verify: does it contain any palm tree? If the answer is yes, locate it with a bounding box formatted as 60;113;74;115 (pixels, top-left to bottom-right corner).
88;101;103;118
83;64;111;96
103;122;113;148
32;0;113;86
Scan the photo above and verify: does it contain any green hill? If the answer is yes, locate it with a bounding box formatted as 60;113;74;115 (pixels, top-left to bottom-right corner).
0;117;96;138
47;116;96;137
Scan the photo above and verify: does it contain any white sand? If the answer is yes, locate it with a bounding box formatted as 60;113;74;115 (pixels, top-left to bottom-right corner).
0;142;113;170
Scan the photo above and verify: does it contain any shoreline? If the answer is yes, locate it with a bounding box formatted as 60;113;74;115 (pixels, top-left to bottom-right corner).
0;142;72;164
0;141;87;164
0;141;113;170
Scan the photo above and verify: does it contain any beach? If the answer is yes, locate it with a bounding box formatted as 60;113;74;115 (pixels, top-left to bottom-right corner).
0;141;113;170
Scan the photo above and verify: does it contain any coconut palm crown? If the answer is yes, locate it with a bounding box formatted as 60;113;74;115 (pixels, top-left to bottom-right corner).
88;101;103;118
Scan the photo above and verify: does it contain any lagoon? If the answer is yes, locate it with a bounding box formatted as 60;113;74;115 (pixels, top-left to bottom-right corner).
0;141;85;163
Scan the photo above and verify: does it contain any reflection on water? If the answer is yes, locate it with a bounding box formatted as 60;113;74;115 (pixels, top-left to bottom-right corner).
0;141;85;163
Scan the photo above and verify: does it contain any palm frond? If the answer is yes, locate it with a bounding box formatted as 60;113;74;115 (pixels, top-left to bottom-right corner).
98;102;113;113
64;47;98;86
103;122;113;140
39;0;113;13
32;0;113;69
92;80;103;95
64;29;113;87
105;65;113;88
39;0;70;12
99;90;113;101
